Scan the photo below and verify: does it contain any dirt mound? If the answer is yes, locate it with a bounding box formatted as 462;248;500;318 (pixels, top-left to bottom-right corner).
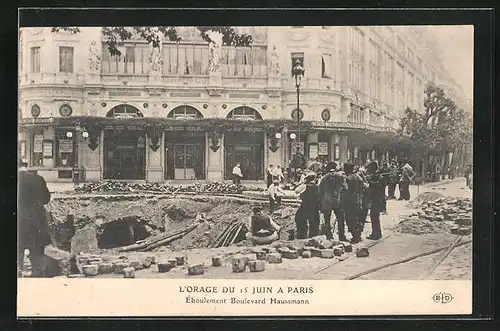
409;192;445;208
394;217;452;235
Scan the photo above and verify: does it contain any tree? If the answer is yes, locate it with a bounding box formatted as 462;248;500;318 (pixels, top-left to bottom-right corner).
399;83;472;176
51;26;253;56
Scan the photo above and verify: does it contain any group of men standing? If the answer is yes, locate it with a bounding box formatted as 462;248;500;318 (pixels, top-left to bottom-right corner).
265;157;415;244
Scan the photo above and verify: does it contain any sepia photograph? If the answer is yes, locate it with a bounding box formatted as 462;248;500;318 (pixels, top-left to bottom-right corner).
17;21;475;316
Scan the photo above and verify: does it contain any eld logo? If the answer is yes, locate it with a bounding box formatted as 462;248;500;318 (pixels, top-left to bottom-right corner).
432;292;454;304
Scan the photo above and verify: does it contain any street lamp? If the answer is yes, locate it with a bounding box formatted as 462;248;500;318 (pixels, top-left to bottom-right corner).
292;59;305;155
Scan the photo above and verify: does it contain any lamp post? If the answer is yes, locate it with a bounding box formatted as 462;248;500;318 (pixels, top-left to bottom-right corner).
292;59;305;155
68;123;89;185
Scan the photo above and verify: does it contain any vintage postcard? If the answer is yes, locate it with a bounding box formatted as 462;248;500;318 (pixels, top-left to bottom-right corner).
17;23;473;317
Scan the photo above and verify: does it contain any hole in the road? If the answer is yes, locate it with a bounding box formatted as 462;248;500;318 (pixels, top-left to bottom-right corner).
97;217;150;249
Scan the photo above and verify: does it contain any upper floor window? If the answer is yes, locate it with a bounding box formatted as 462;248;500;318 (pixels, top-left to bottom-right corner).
59;46;74;73
168;105;203;119
227;106;262;120
321;53;332;78
291;52;305;74
30;46;40;73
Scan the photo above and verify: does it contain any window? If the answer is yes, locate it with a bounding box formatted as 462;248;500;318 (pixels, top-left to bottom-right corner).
55;130;75;167
369;40;381;102
383;51;394;109
30;46;40;73
106;104;144;118
349;104;364;124
227;106;262;120
168;105;203;119
349;27;365;93
59;46;74;73
291;52;305;69
124;46;135;74
321;54;332;78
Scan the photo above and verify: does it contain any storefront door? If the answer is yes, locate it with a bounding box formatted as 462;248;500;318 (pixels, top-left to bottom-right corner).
224;130;264;180
104;129;146;180
165;132;205;180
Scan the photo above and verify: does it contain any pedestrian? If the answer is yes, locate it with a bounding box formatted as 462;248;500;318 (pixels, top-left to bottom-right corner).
18;158;52;277
232;163;243;186
274;164;284;183
464;164;472;188
398;160;415;201
268;179;285;213
245;206;281;246
380;162;390;214
365;162;387;240
266;164;274;188
343;163;369;244
294;173;320;239
387;159;398;200
318;162;348;241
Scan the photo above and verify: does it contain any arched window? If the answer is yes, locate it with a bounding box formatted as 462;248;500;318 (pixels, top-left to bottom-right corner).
226;106;262;120
106;104;144;118
167;105;203;119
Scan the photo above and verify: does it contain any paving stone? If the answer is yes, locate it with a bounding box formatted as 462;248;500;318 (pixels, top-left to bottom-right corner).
450;226;460;235
67;273;86;278
157;262;172;273
128;260;142;270
188;263;205;276
98;262;114;274
310;247;323;258
141;256;155;268
123;267;135;278
320;249;334;259
341;242;353;253
253;250;267;260
458;227;472;236
333;245;345;256
212;256;223;267
356;247;369;258
113;262;130;274
167;259;177;268
232;255;247;272
282;250;299;259
267;253;283;264
70;225;98;256
175;256;185;266
319;239;334;249
302;250;312;258
248;260;266;272
307;235;327;248
82;264;99;276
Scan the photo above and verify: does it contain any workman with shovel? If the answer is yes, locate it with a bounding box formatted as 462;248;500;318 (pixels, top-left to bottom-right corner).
245;206;281;245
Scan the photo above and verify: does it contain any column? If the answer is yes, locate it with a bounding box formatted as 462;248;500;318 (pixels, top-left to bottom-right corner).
341;97;351;122
146;131;163;182
206;132;223;181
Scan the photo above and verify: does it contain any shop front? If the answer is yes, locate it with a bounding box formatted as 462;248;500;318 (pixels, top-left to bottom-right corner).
224;127;265;181
165;128;206;180
103;125;146;180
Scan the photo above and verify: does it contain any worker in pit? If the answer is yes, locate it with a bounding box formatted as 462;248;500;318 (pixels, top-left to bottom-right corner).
245;206;281;245
268;179;286;213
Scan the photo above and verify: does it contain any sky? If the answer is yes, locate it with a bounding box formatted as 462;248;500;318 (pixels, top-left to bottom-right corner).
424;25;474;103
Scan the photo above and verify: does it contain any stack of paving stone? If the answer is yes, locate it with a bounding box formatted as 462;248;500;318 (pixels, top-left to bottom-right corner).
69;253;156;278
402;197;472;236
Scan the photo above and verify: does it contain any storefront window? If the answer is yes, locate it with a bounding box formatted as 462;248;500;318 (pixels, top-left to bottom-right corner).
32;131;44;166
56;130;75;167
334;144;341;161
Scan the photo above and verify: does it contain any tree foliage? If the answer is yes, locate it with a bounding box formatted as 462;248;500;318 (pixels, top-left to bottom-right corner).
51;26;253;56
399;83;472;154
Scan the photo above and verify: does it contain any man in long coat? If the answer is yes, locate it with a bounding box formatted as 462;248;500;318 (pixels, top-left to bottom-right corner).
343;163;369;244
294;173;320;239
18;159;52;277
318;162;348;241
365;161;388;240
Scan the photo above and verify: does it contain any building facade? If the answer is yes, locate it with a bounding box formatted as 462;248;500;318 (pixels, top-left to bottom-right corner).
18;26;470;182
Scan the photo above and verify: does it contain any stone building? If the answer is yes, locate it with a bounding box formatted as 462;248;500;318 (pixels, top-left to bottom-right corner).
18;26;470;182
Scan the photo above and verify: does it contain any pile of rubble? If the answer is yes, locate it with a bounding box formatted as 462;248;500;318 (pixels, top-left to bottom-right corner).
74;181;265;195
395;196;472;235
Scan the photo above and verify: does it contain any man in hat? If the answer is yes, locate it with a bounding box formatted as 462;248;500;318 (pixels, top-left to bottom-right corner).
294;173;320;239
343;163;369;243
245;206;281;245
18;158;52;277
318;161;348;241
268;179;285;212
398;159;415;201
365;161;388;240
266;164;274;188
387;159;398;200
